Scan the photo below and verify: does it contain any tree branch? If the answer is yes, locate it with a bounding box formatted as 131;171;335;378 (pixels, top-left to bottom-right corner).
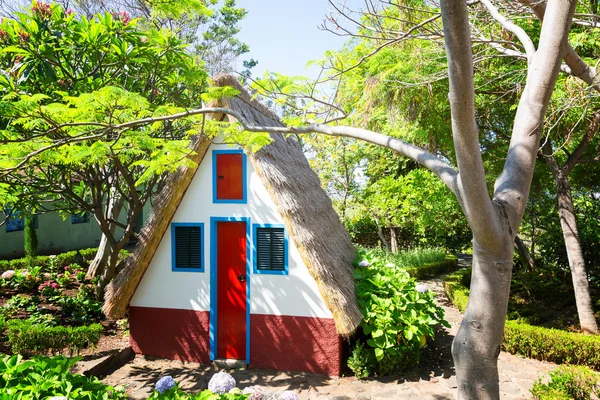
479;0;536;61
440;0;499;246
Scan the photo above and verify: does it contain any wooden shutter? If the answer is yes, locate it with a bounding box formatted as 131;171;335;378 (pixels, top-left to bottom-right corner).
216;153;244;200
175;226;202;269
256;227;285;271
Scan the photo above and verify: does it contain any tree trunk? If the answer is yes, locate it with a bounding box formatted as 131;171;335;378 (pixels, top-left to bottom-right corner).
95;246;121;299
553;170;599;333
453;235;514;400
87;196;124;279
370;211;390;251
390;227;398;253
515;235;535;271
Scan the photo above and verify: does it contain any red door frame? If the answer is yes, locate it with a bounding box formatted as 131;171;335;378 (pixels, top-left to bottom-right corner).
210;217;250;363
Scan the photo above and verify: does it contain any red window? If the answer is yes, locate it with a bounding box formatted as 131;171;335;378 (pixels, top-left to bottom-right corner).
214;152;245;202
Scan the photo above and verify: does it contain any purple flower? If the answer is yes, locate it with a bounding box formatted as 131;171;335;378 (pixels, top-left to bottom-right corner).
358;260;370;267
208;371;236;394
416;284;428;293
155;375;177;394
279;391;299;400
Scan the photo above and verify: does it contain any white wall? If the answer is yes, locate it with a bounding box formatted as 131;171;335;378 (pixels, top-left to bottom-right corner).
130;143;333;319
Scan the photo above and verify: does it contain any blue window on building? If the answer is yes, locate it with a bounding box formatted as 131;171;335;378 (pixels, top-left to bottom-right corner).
71;211;90;224
5;209;25;232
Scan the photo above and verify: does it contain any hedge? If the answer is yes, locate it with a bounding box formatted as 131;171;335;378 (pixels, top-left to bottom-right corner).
6;319;103;355
443;268;600;370
405;255;458;279
0;247;129;272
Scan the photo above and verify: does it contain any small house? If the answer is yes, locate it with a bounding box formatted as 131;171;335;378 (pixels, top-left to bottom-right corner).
103;75;361;376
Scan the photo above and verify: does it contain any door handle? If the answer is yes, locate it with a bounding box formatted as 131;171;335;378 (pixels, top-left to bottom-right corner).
237;274;246;282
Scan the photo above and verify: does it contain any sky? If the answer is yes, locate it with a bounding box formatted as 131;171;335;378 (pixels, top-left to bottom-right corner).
236;0;363;79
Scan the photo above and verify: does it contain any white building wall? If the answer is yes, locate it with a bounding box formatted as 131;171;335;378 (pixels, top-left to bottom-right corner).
130;143;333;319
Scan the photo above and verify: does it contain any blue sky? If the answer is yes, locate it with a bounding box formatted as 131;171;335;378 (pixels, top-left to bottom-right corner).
237;0;362;79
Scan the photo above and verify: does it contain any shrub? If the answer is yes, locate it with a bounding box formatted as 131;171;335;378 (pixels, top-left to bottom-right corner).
504;321;600;370
442;268;471;312
6;320;103;355
531;365;600;399
444;268;600;370
0;354;127;399
0;248;129;273
350;248;449;377
347;340;373;379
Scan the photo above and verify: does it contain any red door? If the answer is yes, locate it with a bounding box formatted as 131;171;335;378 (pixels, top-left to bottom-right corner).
217;221;247;359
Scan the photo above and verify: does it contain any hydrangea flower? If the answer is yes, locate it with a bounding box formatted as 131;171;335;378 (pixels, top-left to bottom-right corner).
48;397;68;400
243;386;265;399
1;270;15;279
416;284;428;293
208;371;236;394
279;391;299;400
155;375;177;394
358;260;370;267
43;272;51;280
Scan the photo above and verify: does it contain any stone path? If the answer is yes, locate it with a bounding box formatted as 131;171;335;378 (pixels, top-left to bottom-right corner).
103;259;556;399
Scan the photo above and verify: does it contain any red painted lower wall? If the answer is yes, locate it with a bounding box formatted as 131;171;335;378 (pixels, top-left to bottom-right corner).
129;306;210;364
129;307;341;376
249;314;341;376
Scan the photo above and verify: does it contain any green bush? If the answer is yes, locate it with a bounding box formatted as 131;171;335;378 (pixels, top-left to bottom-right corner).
404;255;458;279
504;321;600;370
349;248;449;377
443;268;600;370
442;268;471;312
347;340;373;379
0;354;127;399
531;365;600;399
6;320;103;355
0;247;130;273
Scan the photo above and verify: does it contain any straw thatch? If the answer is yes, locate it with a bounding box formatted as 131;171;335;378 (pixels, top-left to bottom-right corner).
103;74;361;336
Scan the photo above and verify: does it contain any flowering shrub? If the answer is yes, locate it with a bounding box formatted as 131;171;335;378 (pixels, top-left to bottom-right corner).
349;248;449;377
279;391;299;400
156;376;177;394
1;270;15;280
39;281;61;297
208;371;237;394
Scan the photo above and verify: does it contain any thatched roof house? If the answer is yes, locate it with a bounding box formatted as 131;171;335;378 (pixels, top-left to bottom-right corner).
103;74;360;376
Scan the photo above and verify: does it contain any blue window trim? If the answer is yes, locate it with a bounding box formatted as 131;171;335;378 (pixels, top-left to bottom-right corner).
212;149;247;204
252;223;289;276
209;216;251;364
171;222;205;273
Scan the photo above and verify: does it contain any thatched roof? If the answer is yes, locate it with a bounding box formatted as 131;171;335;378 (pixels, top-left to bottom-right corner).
103;74;361;336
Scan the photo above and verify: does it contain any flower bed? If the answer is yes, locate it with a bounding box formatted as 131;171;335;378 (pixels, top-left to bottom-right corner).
0;252;121;355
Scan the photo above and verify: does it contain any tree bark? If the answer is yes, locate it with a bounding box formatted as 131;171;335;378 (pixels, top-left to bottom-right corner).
87;195;124;279
390;227;399;253
453;235;514;399
551;168;598;333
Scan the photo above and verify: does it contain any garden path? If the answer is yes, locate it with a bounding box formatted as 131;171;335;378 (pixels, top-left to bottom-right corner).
103;256;556;399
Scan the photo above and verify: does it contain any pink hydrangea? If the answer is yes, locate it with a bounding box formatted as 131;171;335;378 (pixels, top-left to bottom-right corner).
1;270;15;279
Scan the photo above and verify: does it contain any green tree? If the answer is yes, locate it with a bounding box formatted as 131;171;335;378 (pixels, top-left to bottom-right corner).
0;3;211;293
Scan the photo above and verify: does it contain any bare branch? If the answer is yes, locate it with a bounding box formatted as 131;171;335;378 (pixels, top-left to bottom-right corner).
479;0;536;61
